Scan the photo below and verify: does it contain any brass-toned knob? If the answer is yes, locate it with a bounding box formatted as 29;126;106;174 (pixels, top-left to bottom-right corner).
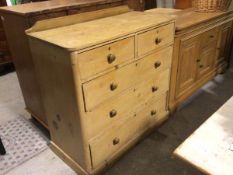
110;83;118;91
152;86;158;92
155;37;162;45
200;65;204;68
151;110;157;116
209;35;214;38
154;61;161;69
196;59;201;63
107;54;116;64
113;137;120;145
109;110;117;118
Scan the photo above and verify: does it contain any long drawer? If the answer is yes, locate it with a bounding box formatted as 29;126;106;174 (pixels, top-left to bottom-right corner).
137;23;174;56
89;93;168;168
86;69;170;138
77;36;135;80
83;46;173;111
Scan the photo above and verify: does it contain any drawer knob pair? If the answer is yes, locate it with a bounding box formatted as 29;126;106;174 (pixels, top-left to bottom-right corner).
152;86;159;92
154;61;161;69
107;54;116;64
155;37;162;45
109;110;117;118
113;137;120;145
151;110;157;116
110;83;118;91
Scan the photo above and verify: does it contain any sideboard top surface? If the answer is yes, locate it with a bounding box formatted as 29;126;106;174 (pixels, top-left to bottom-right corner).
27;11;174;51
146;8;233;32
0;0;124;16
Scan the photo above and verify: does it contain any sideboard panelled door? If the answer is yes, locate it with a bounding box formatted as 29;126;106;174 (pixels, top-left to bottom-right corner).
175;36;200;97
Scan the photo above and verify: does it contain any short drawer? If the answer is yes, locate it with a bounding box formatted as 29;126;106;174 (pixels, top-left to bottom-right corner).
77;37;135;80
83;46;173;111
137;23;174;56
86;69;170;138
201;27;219;49
89;92;168;168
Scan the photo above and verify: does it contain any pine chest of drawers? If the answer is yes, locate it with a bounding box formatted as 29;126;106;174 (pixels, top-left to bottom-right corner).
27;11;175;175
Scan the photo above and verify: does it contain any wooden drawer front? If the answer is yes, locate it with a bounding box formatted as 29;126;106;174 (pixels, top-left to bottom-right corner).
149;93;168;127
86;69;170;138
137;23;174;56
89;104;150;168
89;93;168;168
201;28;219;49
83;46;172;111
78;37;135;80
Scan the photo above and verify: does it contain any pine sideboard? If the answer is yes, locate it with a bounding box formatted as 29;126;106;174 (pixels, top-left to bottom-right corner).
0;0;126;128
147;8;233;112
27;11;175;174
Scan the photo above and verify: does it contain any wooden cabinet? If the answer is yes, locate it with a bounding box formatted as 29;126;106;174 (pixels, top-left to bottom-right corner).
146;8;233;111
217;21;233;72
0;0;126;128
175;0;192;9
0;0;12;66
127;0;157;11
26;11;174;174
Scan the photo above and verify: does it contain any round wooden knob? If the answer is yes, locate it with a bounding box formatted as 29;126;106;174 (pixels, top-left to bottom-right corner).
152;86;159;92
154;61;161;69
155;38;162;45
151;110;157;116
109;110;117;118
107;54;116;64
110;83;118;91
113;138;120;145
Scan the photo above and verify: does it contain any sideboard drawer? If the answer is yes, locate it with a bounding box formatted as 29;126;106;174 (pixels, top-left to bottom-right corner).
86;69;170;138
77;37;135;80
201;27;219;49
137;23;174;56
89;102;151;168
83;46;172;111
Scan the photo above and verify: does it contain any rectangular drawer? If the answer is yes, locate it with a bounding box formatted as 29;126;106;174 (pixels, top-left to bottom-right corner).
77;37;135;80
137;23;174;56
89;93;168;168
201;27;219;49
86;69;170;138
83;46;173;111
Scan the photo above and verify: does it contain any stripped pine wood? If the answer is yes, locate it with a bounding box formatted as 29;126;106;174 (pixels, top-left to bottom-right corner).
174;97;233;175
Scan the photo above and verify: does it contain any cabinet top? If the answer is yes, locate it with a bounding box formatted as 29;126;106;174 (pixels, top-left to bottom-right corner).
27;11;174;52
146;8;233;32
0;0;124;16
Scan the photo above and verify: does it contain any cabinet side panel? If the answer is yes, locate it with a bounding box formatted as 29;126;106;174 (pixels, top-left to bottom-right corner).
29;38;87;169
0;12;47;124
